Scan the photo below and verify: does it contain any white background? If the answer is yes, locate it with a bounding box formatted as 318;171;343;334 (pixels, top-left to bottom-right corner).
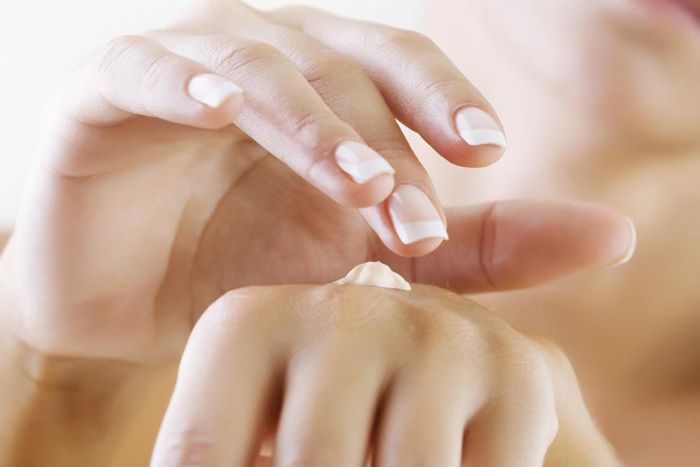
0;0;425;229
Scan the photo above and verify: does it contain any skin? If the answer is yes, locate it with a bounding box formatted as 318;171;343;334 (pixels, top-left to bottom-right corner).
425;0;700;465
151;283;620;467
0;0;638;465
0;0;636;366
0;234;622;467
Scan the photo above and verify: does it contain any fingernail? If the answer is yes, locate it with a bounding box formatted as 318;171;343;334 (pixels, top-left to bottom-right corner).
389;185;448;244
455;106;507;148
335;141;395;183
188;73;243;108
608;217;637;267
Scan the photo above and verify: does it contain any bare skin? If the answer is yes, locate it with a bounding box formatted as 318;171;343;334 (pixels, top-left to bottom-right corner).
0;2;640;466
0;1;656;465
150;282;621;466
0;1;634;367
0;237;620;466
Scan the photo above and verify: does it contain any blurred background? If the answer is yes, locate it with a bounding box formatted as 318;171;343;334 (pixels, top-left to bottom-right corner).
0;0;425;229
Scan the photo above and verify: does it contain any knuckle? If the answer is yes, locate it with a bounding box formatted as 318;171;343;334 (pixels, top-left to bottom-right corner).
94;34;182;100
208;38;283;76
199;287;271;330
154;430;215;467
298;49;363;85
364;26;432;51
278;111;344;179
408;77;469;121
530;335;581;397
419;77;468;97
287;110;339;147
95;35;148;76
299;286;389;339
499;338;558;423
140;53;179;94
400;304;484;356
531;336;574;372
508;340;552;388
302;286;358;332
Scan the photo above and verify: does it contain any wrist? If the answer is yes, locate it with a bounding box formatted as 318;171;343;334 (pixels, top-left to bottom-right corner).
0;327;174;466
0;243;173;466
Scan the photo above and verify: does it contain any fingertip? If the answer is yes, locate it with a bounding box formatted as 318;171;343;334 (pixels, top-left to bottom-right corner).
446;106;507;168
561;201;637;269
369;183;449;257
603;215;637;268
360;197;447;259
304;141;398;208
188;73;243;109
335;140;395;184
462;200;636;289
443;144;506;168
387;236;446;258
454;106;507;147
418;106;508;168
388;184;448;244
187;72;245;126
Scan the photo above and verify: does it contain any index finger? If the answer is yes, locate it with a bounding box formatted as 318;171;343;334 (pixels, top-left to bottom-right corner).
376;199;637;293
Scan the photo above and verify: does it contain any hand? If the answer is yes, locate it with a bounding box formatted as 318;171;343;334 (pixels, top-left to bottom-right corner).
151;283;621;466
0;1;635;363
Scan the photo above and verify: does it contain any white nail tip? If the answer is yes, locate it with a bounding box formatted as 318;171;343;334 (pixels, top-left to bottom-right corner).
335;143;395;183
394;220;449;245
610;217;637;267
338;157;394;183
188;74;242;108
455;107;507;148
458;128;508;148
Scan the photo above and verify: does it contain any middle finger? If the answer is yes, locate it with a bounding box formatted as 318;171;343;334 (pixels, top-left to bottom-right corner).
274;339;389;466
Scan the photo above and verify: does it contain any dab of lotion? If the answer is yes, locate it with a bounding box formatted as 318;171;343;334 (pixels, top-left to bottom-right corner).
333;262;411;291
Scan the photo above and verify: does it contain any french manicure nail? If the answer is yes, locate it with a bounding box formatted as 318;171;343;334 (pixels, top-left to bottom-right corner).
608;217;637;267
188;73;243;108
455;106;507;148
335;141;395;184
389;185;448;244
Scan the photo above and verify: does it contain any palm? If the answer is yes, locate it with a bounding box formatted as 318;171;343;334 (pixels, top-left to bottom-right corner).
16;117;376;361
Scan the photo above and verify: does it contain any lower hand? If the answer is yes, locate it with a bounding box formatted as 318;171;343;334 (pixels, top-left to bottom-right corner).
151;283;621;466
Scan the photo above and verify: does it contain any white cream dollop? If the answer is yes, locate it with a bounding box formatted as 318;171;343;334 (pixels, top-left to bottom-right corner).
332;262;411;291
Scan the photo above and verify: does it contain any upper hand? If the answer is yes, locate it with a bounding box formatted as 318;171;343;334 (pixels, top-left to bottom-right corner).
0;1;636;362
